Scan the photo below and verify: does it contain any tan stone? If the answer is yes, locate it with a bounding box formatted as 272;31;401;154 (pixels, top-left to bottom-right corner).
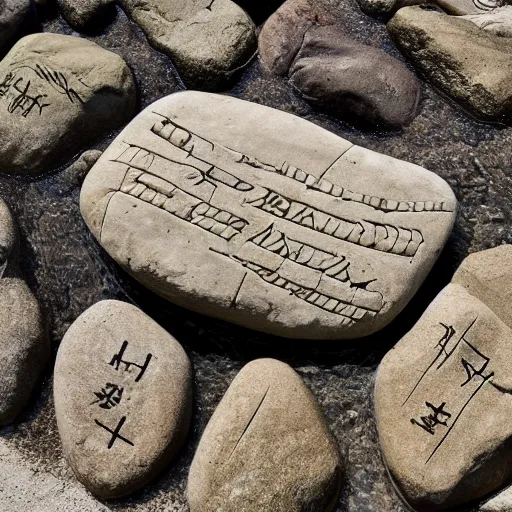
80;91;456;339
463;6;512;37
437;0;499;15
0;33;136;175
187;358;342;512
54;300;192;499
375;245;512;510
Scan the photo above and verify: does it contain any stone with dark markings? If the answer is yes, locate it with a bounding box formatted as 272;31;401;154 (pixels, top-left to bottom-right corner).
0;278;47;426
187;358;342;512
54;300;192;499
259;0;420;127
375;245;512;510
0;33;136;175
436;0;499;15
80;91;456;339
388;6;512;124
462;6;512;37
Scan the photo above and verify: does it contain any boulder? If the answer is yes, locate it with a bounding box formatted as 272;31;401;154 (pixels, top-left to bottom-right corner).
54;300;192;499
0;197;16;277
462;6;512;37
187;358;342;512
56;0;116;29
0;0;34;56
0;33;136;175
80;91;456;339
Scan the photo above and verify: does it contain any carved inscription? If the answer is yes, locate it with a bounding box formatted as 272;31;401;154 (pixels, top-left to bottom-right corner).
91;340;153;449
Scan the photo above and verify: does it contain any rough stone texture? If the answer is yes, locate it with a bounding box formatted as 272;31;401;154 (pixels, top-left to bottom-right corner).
0;197;16;276
56;0;116;29
80;91;455;339
188;358;342;512
0;33;136;175
0;2;512;511
357;0;424;17
437;0;500;15
375;246;512;510
0;0;34;56
260;0;420;127
463;6;512;37
119;0;257;90
480;485;512;511
54;299;192;499
0;278;47;426
388;7;512;124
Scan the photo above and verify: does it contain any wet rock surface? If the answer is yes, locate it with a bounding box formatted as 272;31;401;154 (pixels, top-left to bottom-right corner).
0;1;512;512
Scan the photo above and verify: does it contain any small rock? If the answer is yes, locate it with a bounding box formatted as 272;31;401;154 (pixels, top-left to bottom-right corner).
437;0;499;15
375;245;512;509
480;484;512;511
0;33;136;175
0;278;47;426
0;198;16;277
187;358;342;512
259;0;420;128
119;0;257;90
462;6;512;37
54;300;192;499
357;0;425;18
0;0;34;56
388;6;512;123
56;0;116;29
80;91;456;339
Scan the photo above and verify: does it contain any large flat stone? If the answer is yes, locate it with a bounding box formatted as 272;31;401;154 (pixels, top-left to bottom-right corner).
187;358;342;512
80;91;456;339
375;245;512;510
54;300;192;499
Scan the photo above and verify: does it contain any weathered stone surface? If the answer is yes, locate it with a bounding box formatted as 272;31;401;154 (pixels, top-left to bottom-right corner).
80;91;456;340
187;358;342;512
56;0;116;29
463;6;512;37
0;278;47;426
388;6;512;124
0;33;136;175
375;245;512;510
356;0;424;17
480;485;512;511
0;0;34;56
0;197;16;276
54;300;192;499
119;0;257;90
437;0;500;15
259;0;420;127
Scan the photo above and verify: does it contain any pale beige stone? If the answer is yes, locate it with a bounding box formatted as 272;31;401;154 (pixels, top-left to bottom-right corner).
375;245;512;510
80;91;456;339
437;0;499;15
54;300;192;499
187;358;342;512
0;33;136;175
463;6;512;37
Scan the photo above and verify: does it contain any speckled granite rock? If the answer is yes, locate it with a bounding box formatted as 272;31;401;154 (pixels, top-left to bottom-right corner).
260;0;420;127
463;7;512;37
0;197;16;276
56;0;116;29
376;246;512;510
0;33;136;175
54;300;192;499
188;358;342;512
388;6;512;124
80;91;456;340
119;0;257;90
480;484;512;511
0;278;47;426
0;0;34;55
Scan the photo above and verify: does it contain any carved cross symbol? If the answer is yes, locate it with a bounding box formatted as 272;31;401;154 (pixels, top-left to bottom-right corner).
94;416;134;449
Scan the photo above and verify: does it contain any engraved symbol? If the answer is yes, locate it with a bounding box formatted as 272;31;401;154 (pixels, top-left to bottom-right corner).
109;340;152;382
94;416;134;449
91;383;124;410
411;402;452;435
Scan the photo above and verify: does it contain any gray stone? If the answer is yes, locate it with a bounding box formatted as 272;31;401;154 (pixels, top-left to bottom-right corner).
0;278;47;426
0;197;16;277
56;0;115;29
375;245;512;510
437;0;500;15
463;6;512;37
388;6;512;124
54;299;192;499
480;485;512;511
187;358;342;512
356;0;424;17
80;91;456;340
119;0;257;90
259;0;420;128
0;33;136;175
0;0;33;56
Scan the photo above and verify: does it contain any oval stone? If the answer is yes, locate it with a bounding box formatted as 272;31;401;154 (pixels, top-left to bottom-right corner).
187;358;342;512
375;246;512;510
54;300;192;499
80;91;456;339
0;278;47;425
